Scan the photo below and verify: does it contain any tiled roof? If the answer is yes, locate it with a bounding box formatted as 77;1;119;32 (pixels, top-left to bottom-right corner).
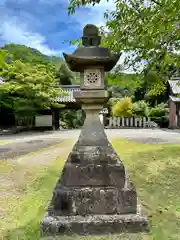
169;95;180;102
168;76;180;94
56;85;108;114
56;85;80;103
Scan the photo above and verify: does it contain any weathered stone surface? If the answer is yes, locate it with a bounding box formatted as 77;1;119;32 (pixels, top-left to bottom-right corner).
41;112;148;234
41;213;149;236
41;23;149;236
63;24;121;72
82;24;101;47
74;90;110;103
47;182;137;216
69;144;121;163
61;163;125;187
76;111;110;147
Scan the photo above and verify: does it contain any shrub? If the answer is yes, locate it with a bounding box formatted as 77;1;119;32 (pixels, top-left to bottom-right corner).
149;103;168;118
59;109;84;129
149;103;169;127
132;100;149;117
112;97;133;117
108;97;120;107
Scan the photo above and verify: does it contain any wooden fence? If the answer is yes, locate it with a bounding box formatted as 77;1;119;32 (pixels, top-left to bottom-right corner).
108;117;158;128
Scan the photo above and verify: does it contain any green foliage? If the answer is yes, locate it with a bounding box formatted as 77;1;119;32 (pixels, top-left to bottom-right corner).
0;49;12;69
144;70;168;97
0;55;62;116
69;0;180;95
106;71;142;88
106;71;142;98
0;44;83;125
112;97;133;117
149;103;169;127
0;44;80;121
56;61;73;85
108;97;120;107
132;100;149;117
59;109;83;128
149;103;168;118
55;61;80;85
2;44;62;65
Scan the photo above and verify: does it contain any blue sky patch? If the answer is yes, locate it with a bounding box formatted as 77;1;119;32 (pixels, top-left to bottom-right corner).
0;0;115;56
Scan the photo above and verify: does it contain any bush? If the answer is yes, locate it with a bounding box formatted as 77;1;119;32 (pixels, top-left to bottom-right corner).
149;103;169;128
108;97;120;107
59;109;84;129
132;100;149;117
149;103;168;118
112;97;133;117
59;120;68;129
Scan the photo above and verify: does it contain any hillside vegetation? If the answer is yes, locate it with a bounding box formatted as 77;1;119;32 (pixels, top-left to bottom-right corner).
0;44;78;119
2;44;62;65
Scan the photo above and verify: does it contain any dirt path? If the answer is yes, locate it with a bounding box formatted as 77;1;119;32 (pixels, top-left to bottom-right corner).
16;140;75;166
0;137;65;160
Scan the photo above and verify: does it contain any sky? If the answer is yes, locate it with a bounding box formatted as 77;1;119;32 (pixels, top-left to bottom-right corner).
0;0;116;56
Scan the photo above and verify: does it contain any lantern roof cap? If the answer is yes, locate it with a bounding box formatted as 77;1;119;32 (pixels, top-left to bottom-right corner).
63;24;121;72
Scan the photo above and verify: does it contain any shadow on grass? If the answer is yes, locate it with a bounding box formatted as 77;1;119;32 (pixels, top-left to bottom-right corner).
2;141;180;240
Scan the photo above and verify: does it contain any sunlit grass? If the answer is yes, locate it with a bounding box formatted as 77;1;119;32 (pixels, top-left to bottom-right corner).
1;138;180;239
0;140;11;145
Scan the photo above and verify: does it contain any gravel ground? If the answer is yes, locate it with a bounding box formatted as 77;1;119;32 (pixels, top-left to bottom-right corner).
124;137;180;144
1;129;180;161
0;138;63;160
17;141;75;166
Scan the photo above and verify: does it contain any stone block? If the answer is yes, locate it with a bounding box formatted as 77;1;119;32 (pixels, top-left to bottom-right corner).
61;162;125;187
47;182;137;216
41;213;149;236
69;144;121;163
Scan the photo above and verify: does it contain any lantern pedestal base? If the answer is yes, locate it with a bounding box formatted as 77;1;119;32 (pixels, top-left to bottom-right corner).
40;89;149;236
41;210;148;236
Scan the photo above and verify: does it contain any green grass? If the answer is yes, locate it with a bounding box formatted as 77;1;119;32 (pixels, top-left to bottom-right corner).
0;140;10;145
1;138;180;239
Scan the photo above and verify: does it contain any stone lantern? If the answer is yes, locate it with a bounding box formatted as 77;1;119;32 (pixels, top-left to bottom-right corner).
41;24;148;235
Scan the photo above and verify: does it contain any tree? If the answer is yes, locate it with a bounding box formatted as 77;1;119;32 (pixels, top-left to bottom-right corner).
69;0;179;63
112;97;133;117
106;70;140;86
55;60;80;85
132;100;149;117
2;44;62;65
106;71;142;96
0;49;12;70
69;0;180;95
0;60;62;116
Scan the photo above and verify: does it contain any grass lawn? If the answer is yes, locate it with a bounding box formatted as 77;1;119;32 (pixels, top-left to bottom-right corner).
1;138;180;240
0;140;11;145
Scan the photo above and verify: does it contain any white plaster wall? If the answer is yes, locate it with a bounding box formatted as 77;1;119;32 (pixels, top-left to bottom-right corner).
35;115;52;127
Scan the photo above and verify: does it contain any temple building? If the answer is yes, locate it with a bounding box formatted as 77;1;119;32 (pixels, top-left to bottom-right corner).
168;75;180;128
34;84;108;130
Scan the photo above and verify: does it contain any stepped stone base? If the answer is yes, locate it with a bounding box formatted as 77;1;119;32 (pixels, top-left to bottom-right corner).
41;212;149;236
40;90;149;236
